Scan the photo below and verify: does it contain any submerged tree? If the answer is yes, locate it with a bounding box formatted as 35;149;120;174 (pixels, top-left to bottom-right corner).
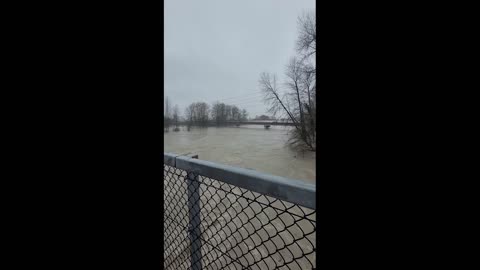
258;10;316;151
185;104;194;131
172;104;180;131
164;96;171;132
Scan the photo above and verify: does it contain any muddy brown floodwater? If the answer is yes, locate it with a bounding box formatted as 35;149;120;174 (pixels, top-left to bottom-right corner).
164;125;315;184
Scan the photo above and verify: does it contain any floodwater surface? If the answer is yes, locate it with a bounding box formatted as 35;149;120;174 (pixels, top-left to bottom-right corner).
164;125;315;183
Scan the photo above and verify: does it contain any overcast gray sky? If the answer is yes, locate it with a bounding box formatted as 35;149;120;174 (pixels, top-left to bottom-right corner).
165;0;315;118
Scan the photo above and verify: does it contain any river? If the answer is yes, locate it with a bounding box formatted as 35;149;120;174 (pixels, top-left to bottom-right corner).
164;125;316;183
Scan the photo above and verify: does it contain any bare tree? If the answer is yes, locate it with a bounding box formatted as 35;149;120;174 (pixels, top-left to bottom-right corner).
285;58;306;131
259;72;298;125
164;96;171;132
296;11;316;62
185;102;210;127
258;10;316;151
231;105;240;122
259;72;314;150
300;61;316;143
211;102;222;126
172;104;180;131
197;102;209;126
225;105;232;121
185;104;194;131
241;109;248;121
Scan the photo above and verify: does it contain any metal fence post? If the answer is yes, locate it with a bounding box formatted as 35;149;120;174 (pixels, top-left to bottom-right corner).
187;155;202;270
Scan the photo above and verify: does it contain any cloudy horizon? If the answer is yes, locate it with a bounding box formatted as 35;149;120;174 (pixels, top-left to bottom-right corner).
165;0;315;118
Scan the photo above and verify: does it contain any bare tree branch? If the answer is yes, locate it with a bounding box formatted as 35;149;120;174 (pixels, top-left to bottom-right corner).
257;9;316;151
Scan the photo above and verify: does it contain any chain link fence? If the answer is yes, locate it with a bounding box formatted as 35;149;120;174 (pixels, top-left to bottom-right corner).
164;153;316;270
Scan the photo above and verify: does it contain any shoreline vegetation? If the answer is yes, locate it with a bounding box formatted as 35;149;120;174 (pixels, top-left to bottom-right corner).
258;11;316;152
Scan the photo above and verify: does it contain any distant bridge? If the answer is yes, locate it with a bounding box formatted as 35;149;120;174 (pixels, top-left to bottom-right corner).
225;121;296;126
176;121;296;127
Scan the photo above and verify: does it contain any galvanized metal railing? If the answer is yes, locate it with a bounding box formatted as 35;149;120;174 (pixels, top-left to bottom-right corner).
164;152;316;270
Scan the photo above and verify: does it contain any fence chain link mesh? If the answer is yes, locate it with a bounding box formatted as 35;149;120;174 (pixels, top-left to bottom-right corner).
164;163;316;270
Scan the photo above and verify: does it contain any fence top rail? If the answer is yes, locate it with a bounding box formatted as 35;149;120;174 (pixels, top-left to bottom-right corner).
163;152;316;209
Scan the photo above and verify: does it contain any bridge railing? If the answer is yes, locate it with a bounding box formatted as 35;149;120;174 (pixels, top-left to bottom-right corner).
164;152;316;270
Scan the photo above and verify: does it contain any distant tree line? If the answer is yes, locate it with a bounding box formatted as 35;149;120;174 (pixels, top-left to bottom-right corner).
164;97;250;131
254;115;274;120
185;102;210;128
211;102;248;126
